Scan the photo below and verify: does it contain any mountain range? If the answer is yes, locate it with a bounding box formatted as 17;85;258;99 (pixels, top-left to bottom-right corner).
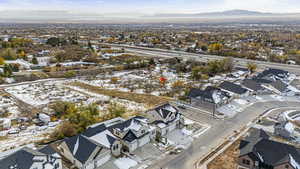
149;9;300;18
1;9;300;23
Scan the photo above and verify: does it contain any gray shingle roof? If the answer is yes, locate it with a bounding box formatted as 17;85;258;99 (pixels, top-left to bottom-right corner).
239;129;300;167
64;135;98;164
270;80;288;92
0;147;44;169
219;81;248;95
242;79;263;92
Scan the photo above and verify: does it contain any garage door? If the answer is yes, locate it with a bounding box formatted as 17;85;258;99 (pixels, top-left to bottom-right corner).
96;154;111;168
169;122;176;132
85;162;94;169
138;135;150;147
130;141;138;152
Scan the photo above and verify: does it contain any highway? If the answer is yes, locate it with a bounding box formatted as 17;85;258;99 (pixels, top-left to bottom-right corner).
102;43;300;74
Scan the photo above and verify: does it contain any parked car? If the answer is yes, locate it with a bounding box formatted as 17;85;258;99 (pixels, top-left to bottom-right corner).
19;125;27;130
8;128;20;134
177;105;186;109
169;147;184;155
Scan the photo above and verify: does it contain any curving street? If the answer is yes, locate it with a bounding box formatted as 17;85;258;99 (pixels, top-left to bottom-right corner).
148;100;300;169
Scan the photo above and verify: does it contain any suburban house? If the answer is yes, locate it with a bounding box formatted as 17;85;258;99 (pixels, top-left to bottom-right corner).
256;68;292;84
219;81;249;97
146;103;182;137
36;56;52;67
0;146;62;169
56;110;182;169
188;86;231;110
238;129;300;169
106;116;154;153
83;116;154;155
58;134;111;169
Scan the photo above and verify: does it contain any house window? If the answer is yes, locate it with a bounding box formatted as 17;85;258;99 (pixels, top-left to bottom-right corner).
113;144;119;150
242;159;250;165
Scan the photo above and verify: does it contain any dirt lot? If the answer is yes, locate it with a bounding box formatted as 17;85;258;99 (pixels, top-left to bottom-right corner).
69;81;173;106
207;139;241;169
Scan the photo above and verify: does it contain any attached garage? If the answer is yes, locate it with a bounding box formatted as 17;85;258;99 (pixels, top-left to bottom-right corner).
85;162;94;169
129;141;138;152
95;153;111;168
138;134;150;147
168;122;177;132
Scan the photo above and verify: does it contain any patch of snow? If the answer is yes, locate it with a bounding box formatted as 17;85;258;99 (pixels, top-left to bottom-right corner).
285;122;295;133
90;130;116;148
114;157;138;169
181;128;193;136
257;152;264;162
73;137;79;155
290;154;300;169
234;99;248;105
184;118;194;125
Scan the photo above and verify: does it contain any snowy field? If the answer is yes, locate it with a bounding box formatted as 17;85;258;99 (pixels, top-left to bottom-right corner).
5;81;95;107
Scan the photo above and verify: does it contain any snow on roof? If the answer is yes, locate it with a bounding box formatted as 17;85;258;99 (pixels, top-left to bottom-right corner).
212;91;221;104
257;152;264;162
124;120;142;132
284;122;295;133
289;154;300;169
89;130;116;148
164;105;177;113
157;123;166;128
73;137;79;155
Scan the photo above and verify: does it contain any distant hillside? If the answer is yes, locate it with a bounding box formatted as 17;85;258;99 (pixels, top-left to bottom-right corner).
150;9;299;18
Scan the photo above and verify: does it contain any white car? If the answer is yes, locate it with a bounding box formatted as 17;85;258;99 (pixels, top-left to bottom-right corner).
37;126;48;131
48;122;59;127
8;128;20;134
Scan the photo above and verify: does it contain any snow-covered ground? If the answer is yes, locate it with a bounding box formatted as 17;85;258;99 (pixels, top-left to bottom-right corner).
114;157;138;169
76;69;194;97
0;124;57;152
5;81;93;107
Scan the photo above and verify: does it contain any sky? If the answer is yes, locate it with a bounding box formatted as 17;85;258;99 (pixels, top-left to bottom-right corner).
0;0;300;15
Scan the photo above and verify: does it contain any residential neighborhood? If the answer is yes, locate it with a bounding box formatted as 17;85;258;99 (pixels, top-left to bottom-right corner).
1;3;300;169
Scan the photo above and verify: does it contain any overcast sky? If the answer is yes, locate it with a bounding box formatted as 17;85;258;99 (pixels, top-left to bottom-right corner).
0;0;300;14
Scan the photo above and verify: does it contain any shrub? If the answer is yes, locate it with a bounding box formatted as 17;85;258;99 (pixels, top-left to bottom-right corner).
64;71;76;78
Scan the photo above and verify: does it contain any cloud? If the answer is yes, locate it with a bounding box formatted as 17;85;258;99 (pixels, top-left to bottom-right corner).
0;0;299;13
222;0;300;13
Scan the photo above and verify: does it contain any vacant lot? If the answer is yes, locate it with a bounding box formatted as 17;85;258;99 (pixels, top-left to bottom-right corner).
69;82;172;106
207;139;240;169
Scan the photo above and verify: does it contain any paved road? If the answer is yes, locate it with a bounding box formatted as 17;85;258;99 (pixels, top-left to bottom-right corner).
103;43;300;74
148;101;300;169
